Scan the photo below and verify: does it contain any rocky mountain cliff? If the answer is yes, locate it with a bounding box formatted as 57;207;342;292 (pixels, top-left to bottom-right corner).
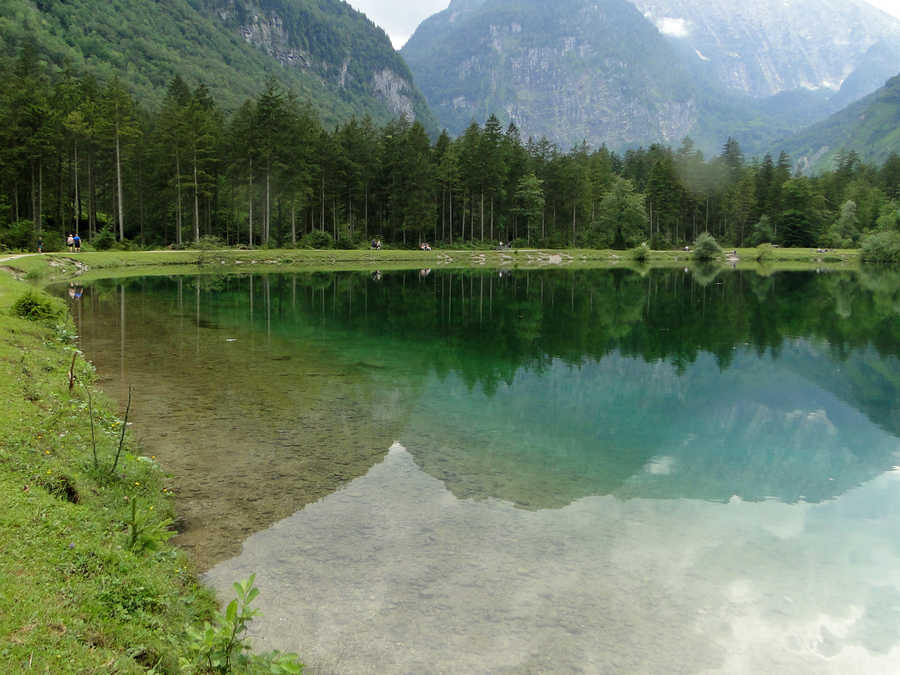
401;0;700;149
630;0;900;99
403;0;900;152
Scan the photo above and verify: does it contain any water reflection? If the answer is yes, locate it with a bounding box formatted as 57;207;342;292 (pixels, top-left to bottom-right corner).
69;268;900;571
206;444;900;674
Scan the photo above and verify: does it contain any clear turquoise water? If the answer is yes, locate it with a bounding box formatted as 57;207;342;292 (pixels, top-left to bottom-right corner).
71;268;900;673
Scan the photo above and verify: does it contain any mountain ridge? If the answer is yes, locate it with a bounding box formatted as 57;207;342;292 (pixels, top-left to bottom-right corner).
0;0;436;129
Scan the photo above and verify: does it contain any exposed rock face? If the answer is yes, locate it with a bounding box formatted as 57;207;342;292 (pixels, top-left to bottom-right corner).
629;0;900;98
402;0;700;149
372;69;415;121
212;0;433;126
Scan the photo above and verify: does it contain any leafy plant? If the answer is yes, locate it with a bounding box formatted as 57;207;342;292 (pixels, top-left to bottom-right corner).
300;230;333;249
126;498;175;553
92;226;117;251
755;243;776;263
629;242;650;262
692;232;722;261
11;290;65;322
182;574;303;674
861;230;900;263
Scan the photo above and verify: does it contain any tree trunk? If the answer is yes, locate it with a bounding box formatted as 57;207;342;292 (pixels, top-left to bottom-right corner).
291;203;297;247
248;157;254;248
265;163;271;245
37;159;43;234
115;116;124;241
88;152;96;238
193;149;200;243
73;142;80;235
175;150;182;246
480;191;484;241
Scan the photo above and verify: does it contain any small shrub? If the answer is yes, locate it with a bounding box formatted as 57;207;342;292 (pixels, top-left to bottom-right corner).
188;235;228;250
300;230;333;249
692;232;722;261
335;234;356;250
0;219;35;250
11;290;65;322
92;226;117;251
861;230;900;263
182;575;303;674
755;243;776;263
630;242;650;262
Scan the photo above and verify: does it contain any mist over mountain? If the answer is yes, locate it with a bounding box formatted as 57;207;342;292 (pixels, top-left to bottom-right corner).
779;73;900;173
0;0;435;129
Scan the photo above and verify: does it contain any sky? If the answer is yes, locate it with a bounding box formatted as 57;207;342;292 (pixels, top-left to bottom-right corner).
347;0;449;49
349;0;900;50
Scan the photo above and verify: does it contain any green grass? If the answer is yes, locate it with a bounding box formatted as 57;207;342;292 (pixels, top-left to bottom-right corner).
0;269;216;672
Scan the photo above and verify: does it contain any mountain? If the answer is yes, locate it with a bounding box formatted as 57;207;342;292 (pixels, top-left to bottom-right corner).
630;0;900;98
401;0;701;149
0;0;435;128
778;73;900;174
403;0;900;152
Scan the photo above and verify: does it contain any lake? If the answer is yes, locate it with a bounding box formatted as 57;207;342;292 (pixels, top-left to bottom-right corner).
69;266;900;673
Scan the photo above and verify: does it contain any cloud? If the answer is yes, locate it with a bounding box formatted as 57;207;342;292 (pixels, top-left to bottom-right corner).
657;16;690;38
347;0;450;48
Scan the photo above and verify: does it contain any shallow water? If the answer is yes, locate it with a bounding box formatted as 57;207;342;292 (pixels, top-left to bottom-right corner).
69;268;900;673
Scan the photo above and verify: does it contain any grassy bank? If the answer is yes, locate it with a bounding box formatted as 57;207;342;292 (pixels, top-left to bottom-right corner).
1;245;860;284
0;267;222;672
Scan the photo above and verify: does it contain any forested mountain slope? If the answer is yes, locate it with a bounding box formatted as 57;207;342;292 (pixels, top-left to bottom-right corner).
780;74;900;174
0;0;435;128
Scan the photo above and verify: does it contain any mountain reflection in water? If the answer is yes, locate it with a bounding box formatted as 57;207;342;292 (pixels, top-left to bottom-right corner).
71;268;900;569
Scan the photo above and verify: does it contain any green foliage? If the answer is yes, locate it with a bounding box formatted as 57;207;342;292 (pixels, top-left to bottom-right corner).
782;75;900;172
126;497;174;553
92;227;117;251
11;289;65;322
0;219;36;250
755;243;776;263
748;215;774;246
182;574;303;674
630;242;650;262
188;235;229;250
0;0;434;132
692;232;722;261
301;230;334;249
861;230;900;263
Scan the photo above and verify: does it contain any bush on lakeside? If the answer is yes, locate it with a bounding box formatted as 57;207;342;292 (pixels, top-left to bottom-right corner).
861;230;900;263
692;232;722;261
186;235;228;250
755;243;776;263
300;230;334;249
629;242;650;262
92;226;117;251
11;289;65;322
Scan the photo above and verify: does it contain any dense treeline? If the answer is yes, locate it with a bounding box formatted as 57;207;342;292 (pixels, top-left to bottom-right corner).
3;46;900;252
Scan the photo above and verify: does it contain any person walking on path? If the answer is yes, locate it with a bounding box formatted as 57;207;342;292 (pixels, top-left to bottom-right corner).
73;233;81;252
66;234;74;252
37;236;43;253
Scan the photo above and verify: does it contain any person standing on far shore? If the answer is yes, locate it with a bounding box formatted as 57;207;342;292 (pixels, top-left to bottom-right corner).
66;234;74;252
73;233;81;252
37;237;43;253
